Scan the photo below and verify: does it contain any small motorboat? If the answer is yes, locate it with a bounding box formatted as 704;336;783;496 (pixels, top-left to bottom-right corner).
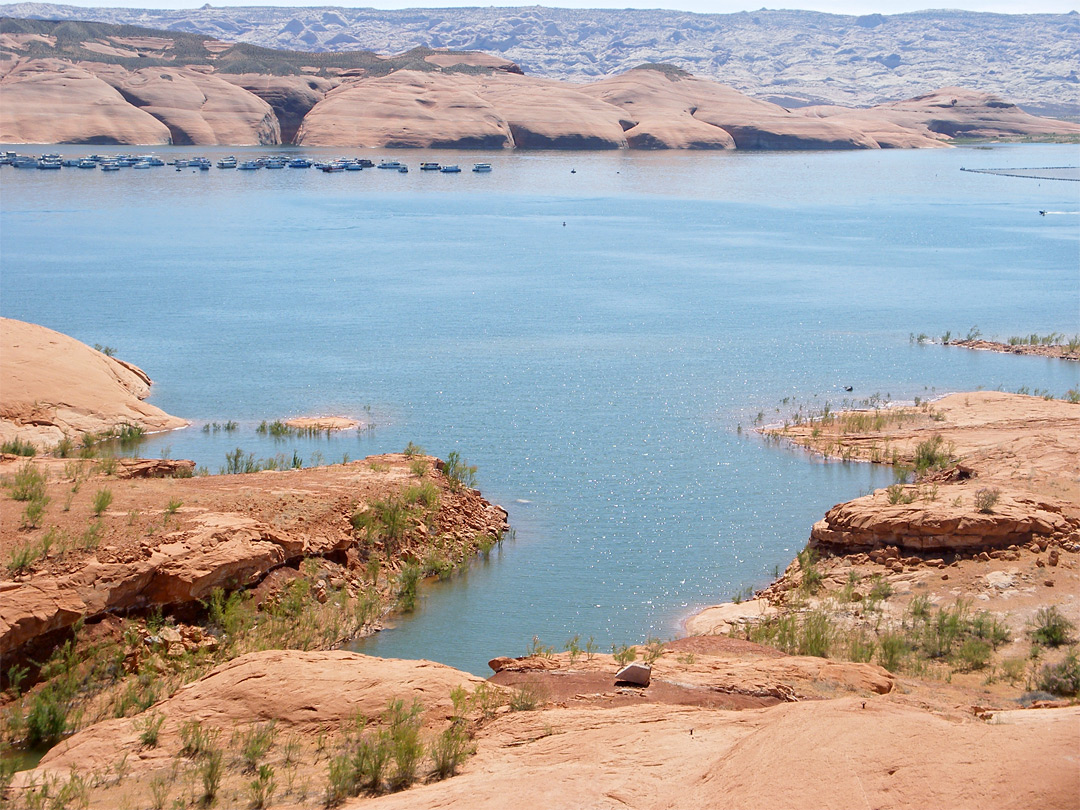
440;165;461;173
472;163;492;172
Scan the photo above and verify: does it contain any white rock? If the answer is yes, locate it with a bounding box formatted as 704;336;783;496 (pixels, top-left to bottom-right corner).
615;662;652;687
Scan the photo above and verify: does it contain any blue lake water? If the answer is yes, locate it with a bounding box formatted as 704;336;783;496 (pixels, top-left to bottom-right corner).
2;144;1078;674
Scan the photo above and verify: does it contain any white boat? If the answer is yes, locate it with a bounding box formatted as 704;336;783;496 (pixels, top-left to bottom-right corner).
420;162;441;171
472;163;492;172
217;157;237;169
377;160;403;169
440;164;461;173
237;161;260;170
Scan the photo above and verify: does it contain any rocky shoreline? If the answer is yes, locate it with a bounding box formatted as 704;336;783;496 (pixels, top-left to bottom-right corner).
688;391;1079;698
945;338;1080;362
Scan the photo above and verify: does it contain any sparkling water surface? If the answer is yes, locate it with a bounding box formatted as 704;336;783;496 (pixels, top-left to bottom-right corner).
2;144;1078;674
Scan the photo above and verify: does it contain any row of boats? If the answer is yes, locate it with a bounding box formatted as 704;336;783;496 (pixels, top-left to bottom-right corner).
1;152;493;174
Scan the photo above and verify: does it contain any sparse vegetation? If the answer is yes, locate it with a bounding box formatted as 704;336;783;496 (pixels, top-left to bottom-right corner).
442;451;477;491
612;644;637;667
1;437;37;456
1036;650;1080;696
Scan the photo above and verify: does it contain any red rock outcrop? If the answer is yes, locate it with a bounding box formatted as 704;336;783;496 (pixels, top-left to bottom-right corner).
0;59;171;144
809;488;1079;553
0;318;188;449
0;515;302;654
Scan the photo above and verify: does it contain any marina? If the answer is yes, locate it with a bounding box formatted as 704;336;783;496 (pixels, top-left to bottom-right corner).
0;151;492;176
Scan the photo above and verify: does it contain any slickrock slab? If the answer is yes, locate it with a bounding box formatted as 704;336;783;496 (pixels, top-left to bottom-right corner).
0;318;188;450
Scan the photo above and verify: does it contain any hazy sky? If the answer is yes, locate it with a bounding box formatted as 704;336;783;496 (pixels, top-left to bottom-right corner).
42;1;1080;15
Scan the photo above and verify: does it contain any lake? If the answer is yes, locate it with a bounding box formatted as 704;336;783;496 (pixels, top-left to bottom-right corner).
2;143;1077;674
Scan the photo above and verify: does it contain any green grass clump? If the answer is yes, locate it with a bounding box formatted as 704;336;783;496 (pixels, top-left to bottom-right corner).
91;487;113;516
913;435;953;475
396;564;422;612
136;712;165;748
797;548;823;594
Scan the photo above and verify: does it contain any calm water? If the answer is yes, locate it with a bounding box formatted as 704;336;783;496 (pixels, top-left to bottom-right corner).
2;144;1078;674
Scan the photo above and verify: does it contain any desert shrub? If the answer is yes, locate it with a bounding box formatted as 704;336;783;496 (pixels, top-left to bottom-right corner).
1036;651;1080;697
845;630;876;663
797;548;823;594
798;610;833;658
22;494;49;528
385;699;424;792
612;644;637;667
877;633;908;672
7;542;39;575
430;725;470;779
508;680;545;712
868;575;893;603
8;460;46;501
442;451;477;491
1031;607;1075;647
237;721;277;771
403;442;424;458
248;764;276;809
180;720;220;759
200;747;224;805
396;564;421;612
955;638;993;671
886;484;916;505
642;637;666;665
471;682;503;719
974;487;1000;514
25;685;71;746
